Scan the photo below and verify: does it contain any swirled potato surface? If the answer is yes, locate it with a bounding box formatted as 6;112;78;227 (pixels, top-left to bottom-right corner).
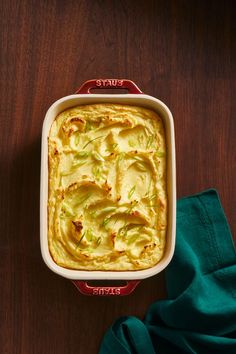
48;104;167;270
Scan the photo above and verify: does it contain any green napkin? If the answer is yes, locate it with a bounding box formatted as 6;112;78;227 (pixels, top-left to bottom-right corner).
99;189;236;354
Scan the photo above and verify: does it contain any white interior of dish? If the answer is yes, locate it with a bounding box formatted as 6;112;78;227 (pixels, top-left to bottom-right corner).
40;94;176;280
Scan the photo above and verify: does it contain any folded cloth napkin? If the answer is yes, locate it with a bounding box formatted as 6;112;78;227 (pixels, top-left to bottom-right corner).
99;189;236;354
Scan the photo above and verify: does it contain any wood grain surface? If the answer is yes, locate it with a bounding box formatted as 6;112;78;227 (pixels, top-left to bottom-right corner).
1;1;235;353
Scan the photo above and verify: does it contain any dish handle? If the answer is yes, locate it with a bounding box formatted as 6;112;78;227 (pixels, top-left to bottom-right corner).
72;280;140;296
75;79;143;94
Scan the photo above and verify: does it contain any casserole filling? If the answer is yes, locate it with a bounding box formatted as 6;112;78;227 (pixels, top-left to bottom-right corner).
48;103;167;270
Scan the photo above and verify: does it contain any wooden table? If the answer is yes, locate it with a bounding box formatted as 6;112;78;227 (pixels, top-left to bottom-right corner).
1;1;235;353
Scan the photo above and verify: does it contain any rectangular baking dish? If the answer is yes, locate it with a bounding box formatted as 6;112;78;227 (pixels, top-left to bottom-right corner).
40;79;176;295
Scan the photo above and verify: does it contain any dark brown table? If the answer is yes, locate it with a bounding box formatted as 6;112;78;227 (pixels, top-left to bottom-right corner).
1;1;235;353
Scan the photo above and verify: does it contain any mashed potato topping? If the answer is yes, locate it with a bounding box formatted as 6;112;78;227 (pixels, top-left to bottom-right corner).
48;104;167;270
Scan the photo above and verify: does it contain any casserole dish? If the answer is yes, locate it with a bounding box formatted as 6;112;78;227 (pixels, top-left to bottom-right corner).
40;79;176;296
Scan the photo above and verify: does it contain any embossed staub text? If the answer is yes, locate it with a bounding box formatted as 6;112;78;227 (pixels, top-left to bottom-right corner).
92;287;121;295
96;79;123;87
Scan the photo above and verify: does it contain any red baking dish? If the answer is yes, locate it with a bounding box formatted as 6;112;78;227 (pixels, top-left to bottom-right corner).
40;79;176;295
